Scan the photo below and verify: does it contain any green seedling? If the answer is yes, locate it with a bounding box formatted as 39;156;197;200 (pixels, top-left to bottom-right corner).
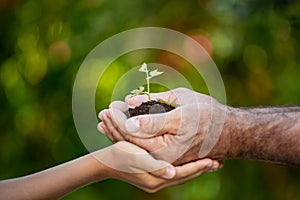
130;63;163;100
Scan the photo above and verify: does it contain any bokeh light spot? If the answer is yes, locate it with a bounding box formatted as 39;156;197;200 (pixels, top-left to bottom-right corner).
48;41;71;64
243;44;268;70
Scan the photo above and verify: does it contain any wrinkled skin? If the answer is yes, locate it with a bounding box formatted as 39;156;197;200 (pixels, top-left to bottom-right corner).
98;88;228;166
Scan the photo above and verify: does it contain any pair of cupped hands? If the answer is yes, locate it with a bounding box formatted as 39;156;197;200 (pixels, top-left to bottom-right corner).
96;88;226;192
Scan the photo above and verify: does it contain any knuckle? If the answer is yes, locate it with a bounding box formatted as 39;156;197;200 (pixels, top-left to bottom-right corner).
151;151;168;161
125;135;136;144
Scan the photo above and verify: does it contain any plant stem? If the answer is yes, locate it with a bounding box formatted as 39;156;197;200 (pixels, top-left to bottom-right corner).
145;65;151;101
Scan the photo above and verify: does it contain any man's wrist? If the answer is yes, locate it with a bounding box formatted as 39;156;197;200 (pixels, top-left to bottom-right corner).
217;106;263;160
222;107;249;159
205;105;238;160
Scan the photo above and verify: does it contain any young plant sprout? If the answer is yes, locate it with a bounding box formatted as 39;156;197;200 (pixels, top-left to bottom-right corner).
130;63;163;100
127;63;178;118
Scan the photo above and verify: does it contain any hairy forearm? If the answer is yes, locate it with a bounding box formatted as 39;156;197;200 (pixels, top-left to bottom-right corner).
225;106;300;165
0;154;107;200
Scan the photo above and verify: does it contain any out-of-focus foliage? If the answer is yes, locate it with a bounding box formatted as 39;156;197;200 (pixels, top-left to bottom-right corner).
0;0;300;200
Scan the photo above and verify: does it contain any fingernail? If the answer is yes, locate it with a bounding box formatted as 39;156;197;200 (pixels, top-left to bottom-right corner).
212;161;220;171
208;166;219;173
98;110;105;119
131;117;140;127
97;124;105;133
163;166;176;179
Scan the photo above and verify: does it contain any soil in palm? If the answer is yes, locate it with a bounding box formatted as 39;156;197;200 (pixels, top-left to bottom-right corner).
125;100;175;117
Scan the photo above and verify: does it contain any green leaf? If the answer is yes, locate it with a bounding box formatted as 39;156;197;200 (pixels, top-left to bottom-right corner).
149;69;163;77
130;86;145;96
139;62;148;72
138;86;145;92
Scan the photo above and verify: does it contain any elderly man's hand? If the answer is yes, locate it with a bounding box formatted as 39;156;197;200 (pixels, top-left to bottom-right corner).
98;88;230;166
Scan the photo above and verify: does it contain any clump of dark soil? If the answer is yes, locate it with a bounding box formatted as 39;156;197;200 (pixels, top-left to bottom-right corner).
125;100;175;117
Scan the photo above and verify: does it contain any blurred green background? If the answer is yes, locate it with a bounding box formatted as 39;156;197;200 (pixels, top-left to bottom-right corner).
1;0;300;199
